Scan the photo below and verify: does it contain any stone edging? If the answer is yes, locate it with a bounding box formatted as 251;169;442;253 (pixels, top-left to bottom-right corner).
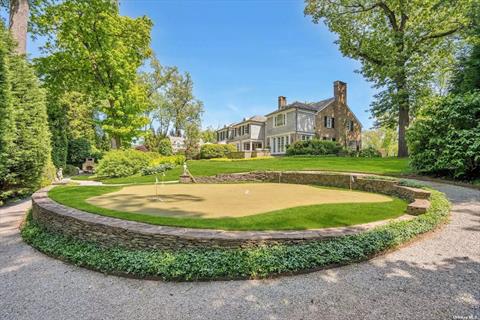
31;171;431;250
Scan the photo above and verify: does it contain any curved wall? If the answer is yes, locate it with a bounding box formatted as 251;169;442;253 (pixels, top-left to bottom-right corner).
31;171;430;250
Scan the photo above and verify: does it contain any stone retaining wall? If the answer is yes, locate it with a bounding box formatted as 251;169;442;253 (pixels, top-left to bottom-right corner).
192;171;431;202
31;171;431;251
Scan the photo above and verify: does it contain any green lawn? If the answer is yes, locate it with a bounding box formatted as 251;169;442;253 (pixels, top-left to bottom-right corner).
48;185;407;231
72;156;410;184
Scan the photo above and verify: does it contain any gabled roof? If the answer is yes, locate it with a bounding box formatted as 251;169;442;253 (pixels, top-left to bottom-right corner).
265;98;335;116
216;115;266;132
247;115;267;122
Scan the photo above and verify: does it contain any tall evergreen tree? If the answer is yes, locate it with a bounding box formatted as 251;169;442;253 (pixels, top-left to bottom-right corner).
0;21;51;200
45;94;67;169
9;54;51;188
0;22;16;188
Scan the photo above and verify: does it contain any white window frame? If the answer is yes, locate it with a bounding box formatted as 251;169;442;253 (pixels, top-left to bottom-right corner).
326;117;333;129
274;113;286;127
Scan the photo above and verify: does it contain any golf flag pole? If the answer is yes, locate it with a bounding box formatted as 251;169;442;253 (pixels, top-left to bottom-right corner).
155;176;159;199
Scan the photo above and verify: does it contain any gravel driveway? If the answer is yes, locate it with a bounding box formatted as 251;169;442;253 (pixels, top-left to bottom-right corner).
0;182;479;320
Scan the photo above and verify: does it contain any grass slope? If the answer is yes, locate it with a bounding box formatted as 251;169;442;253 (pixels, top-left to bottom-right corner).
71;156;410;184
48;185;407;231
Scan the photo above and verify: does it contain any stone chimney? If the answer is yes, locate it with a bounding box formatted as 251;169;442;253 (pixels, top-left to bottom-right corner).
334;81;347;104
278;96;287;109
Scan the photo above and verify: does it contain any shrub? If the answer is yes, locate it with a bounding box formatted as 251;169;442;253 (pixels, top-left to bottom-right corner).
407;92;480;180
64;164;80;177
95;150;159;178
144;135;172;155
141;163;175;176
157;138;173;156
96;150;185;178
67;138;92;166
200;144;236;159
40;159;57;187
358;146;382;158
286;139;342;156
149;155;185;167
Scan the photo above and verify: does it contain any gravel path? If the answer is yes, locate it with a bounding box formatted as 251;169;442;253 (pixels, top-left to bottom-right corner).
1;182;479;320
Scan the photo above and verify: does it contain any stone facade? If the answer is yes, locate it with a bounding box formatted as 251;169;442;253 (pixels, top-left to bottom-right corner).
316;87;362;150
31;171;431;251
216;81;362;155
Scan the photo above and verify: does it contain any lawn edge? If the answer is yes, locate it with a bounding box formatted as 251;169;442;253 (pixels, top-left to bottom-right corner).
20;189;450;282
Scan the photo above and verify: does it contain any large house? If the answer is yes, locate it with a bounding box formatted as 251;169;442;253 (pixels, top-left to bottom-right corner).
216;81;362;155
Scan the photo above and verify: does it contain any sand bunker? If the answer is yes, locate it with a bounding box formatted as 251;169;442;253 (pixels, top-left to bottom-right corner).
88;183;393;218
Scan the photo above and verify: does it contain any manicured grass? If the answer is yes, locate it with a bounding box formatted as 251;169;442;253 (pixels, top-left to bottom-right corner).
48;185;407;231
71;156;410;184
22;190;450;281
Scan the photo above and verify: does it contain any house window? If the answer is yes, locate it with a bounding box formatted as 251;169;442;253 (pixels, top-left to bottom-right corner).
274;113;286;127
324;116;335;129
270;135;290;153
348;120;354;132
301;135;312;141
245;124;250;134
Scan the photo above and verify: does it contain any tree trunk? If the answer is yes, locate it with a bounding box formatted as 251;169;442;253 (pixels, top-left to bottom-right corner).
397;104;409;157
9;0;29;55
110;136;121;149
396;71;410;158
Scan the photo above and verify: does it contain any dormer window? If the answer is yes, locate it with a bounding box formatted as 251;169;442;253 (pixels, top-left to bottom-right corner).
274;113;286;127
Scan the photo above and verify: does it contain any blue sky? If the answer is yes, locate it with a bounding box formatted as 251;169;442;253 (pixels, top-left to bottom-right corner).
4;0;377;129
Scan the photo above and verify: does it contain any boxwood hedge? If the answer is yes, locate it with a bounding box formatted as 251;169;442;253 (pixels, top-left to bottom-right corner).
21;190;449;281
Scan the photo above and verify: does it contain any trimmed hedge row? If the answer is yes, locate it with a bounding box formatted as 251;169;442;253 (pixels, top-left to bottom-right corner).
21;190;449;281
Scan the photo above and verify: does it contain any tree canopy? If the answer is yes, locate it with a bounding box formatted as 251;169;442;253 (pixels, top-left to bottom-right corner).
33;0;153;148
305;0;473;157
139;55;204;139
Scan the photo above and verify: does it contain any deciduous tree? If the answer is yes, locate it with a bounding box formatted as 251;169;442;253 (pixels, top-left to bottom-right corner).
33;0;153;148
1;0;30;54
305;0;472;157
201;127;217;143
139;54;204;138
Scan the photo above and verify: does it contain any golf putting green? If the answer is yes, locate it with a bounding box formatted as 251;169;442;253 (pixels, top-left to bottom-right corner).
87;183;394;218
